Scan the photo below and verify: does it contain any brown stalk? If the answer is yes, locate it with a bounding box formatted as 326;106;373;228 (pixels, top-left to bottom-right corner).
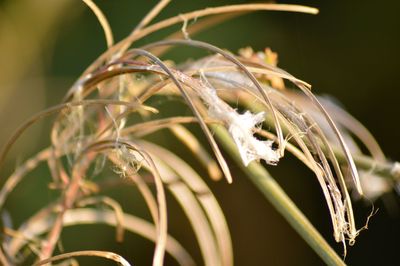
64;3;318;100
127;48;234;183
142;39;285;156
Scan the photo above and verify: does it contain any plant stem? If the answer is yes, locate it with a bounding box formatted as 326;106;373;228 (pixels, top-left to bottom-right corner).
241;97;399;181
213;125;345;266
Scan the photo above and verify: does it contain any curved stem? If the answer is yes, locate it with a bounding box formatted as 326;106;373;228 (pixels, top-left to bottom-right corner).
213;125;345;266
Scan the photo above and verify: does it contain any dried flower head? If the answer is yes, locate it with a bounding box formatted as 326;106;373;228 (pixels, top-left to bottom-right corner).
0;1;398;265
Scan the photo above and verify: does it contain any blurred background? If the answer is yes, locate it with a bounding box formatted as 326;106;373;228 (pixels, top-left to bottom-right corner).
0;0;399;265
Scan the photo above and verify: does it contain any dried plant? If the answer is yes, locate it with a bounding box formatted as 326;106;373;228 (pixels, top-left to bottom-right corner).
1;1;399;265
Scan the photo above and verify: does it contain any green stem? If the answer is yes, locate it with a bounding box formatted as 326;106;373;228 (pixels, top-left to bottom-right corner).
213;125;345;266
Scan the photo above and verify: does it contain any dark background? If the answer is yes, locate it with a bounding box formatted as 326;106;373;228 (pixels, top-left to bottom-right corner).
0;0;399;265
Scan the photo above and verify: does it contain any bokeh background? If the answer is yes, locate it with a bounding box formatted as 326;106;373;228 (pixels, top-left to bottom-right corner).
0;0;399;265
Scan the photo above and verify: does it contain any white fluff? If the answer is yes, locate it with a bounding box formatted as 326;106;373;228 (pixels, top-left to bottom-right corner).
199;78;280;166
228;111;279;166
